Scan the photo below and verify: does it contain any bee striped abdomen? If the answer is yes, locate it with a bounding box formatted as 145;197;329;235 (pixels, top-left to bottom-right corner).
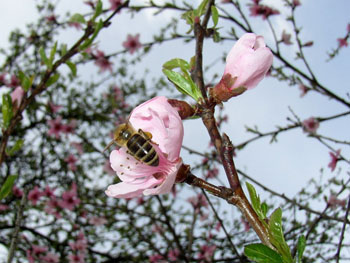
127;134;159;166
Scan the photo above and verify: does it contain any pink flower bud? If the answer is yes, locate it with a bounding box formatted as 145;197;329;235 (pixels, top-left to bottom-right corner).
105;96;184;198
211;33;273;102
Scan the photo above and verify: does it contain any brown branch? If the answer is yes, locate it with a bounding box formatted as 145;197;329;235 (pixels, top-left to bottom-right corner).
334;195;350;263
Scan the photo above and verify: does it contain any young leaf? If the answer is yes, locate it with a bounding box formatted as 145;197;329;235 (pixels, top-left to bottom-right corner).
297;235;306;263
0;175;18;200
2;93;13;128
211;6;219;27
65;61;77;77
246;182;265;221
244;243;283;263
49;42;58;69
18;71;31;91
195;0;209;17
79;19;103;50
162;69;202;101
269;208;293;263
46;74;60;87
92;0;103;21
39;46;50;68
70;13;86;24
163;58;190;71
6;139;24;156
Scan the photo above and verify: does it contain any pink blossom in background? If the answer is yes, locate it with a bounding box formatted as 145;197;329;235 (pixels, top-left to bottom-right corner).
347;23;350;33
48;102;62;114
45;15;58;24
328;149;341;172
88;216;107;226
281;30;292;45
0;204;9;211
328;194;346;208
0;72;7;86
249;3;280;19
337;38;348;48
109;0;123;10
11;87;25;108
68;253;85;263
188;194;208;212
212;33;273;102
40;252;60;263
241;216;251;232
69;232;87;252
292;0;301;7
71;142;84;155
299;83;308;97
28;186;44;205
43;185;56;198
68;22;82;30
302;117;319;134
65;154;78;171
58;183;81;210
8;74;20;88
47;116;65;139
44;198;62;219
62;119;77;134
94;50;113;72
206;167;219;179
12;185;23;198
215;222;221;232
149;254;164;263
122;34;142;54
198;244;216;262
168;249;180;261
105;96;184;198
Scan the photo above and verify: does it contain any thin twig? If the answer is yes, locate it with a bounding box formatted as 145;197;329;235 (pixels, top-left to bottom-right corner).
334;195;350;263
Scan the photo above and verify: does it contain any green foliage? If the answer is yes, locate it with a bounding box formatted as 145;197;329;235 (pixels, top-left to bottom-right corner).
6;139;24;156
0;175;17;200
79;19;104;51
163;58;203;101
211;5;219;27
296;235;306;263
70;13;86;24
269;208;293;263
18;71;33;91
245;243;283;263
2;93;13;128
246;182;268;222
46;73;60;87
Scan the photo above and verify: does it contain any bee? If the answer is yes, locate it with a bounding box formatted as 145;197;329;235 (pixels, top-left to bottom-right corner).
104;122;159;167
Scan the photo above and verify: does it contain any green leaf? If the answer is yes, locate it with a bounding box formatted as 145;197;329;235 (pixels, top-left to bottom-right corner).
195;0;209;17
49;42;58;69
211;6;219;27
2;93;13;128
70;13;86;24
0;175;18;200
92;0;103;21
65;61;77;76
269;208;293;263
163;58;190;71
297;235;306;263
46;74;60;87
61;44;67;56
18;71;32;91
244;243;283;263
39;46;50;68
246;182;265;221
213;30;221;42
162;69;202;101
79;19;103;50
261;202;268;218
6;139;24;156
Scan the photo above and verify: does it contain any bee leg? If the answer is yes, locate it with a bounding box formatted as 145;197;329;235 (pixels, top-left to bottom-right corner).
138;129;153;140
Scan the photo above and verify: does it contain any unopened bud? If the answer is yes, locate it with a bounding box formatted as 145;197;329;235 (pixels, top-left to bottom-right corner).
167;99;195;119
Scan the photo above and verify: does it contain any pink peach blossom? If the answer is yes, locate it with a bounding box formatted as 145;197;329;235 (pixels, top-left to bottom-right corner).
302;117;319;134
11;87;25;108
65;154;78;171
44;197;61;219
0;204;9;211
58;183;80;210
9;75;20;88
337;38;348;48
105;96;183;198
68;253;85;263
212;33;273;101
249;3;280;19
109;0;123;10
94;50;113;72
328;194;346;208
198;244;216;262
122;34;142;54
281;30;292;45
28;186;44;205
47;116;65;139
88;216;107;226
12;185;23;198
168;249;180;261
48;102;62;113
299;83;308;97
328;149;341;172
